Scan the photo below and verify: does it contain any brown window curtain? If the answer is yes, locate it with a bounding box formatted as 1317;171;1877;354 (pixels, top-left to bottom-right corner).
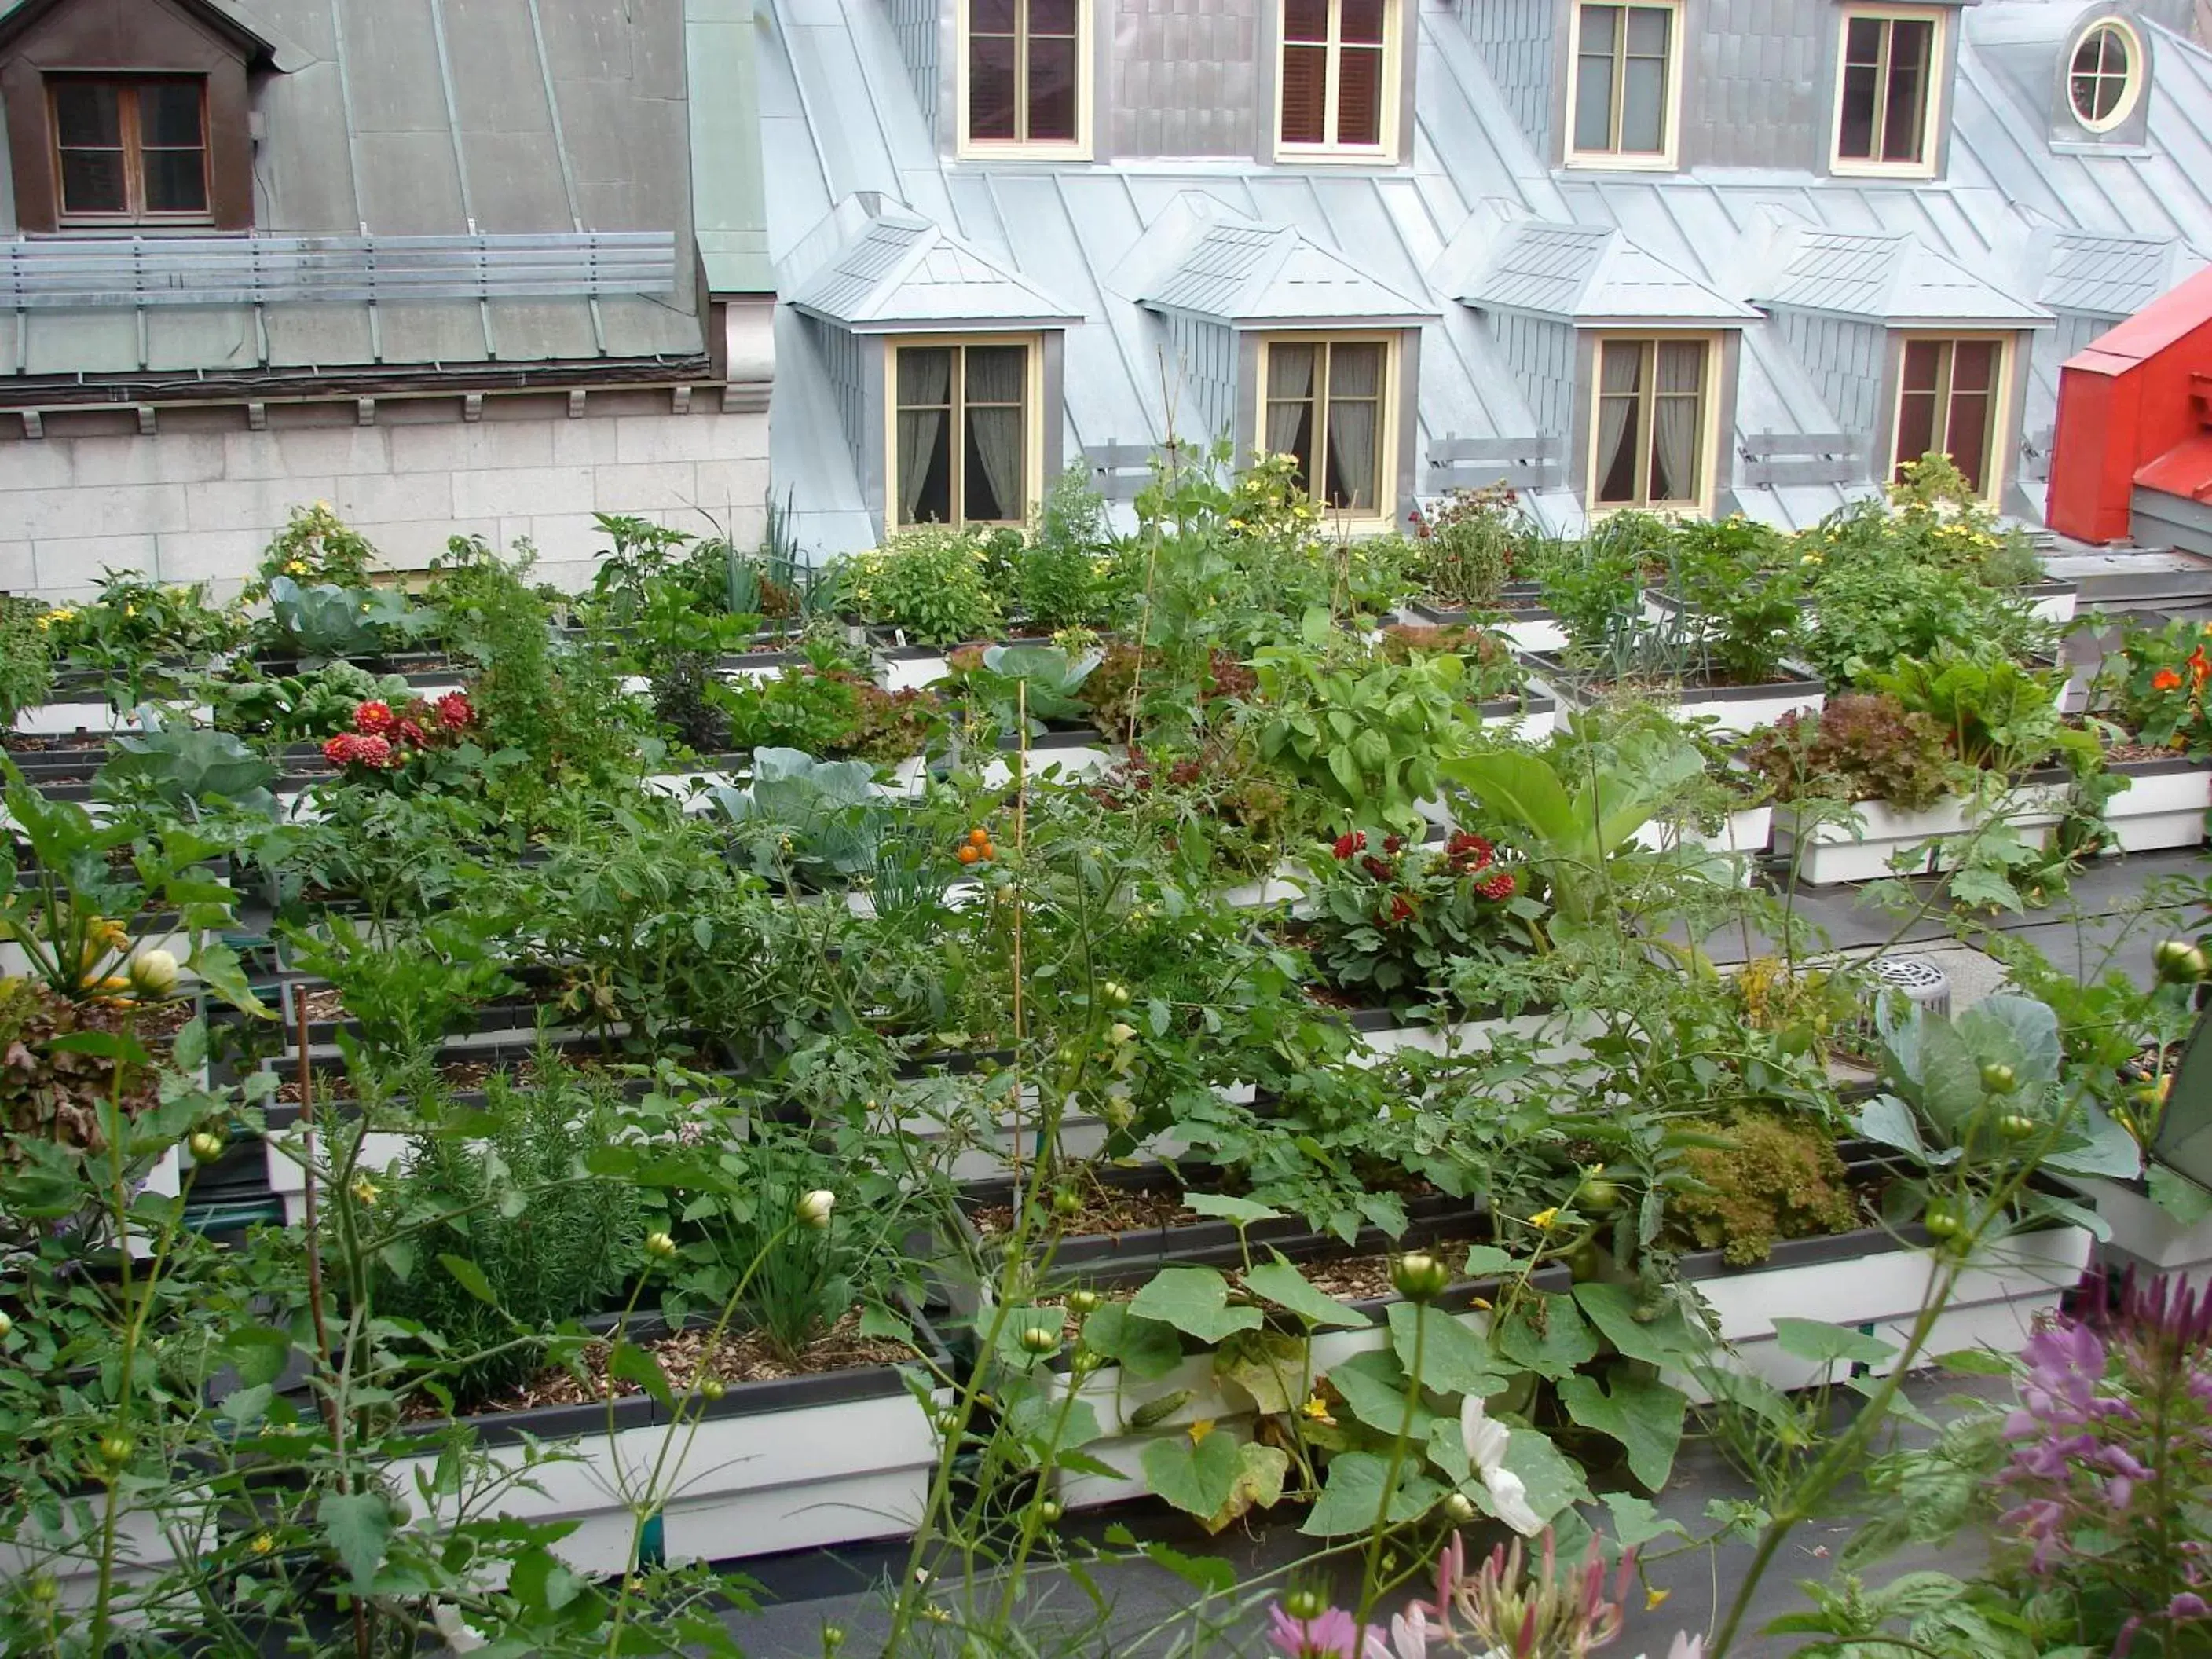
963;344;1028;522
1266;344;1320;490
1323;342;1383;510
1649;340;1704;503
1594;341;1643;503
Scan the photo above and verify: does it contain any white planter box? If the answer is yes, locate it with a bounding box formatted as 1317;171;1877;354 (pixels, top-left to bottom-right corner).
1634;804;1772;862
386;1372;947;1577
1674;1224;2091;1402
2103;760;2210;853
1778;784;2067;885
1500;613;1566;654
2067;1174;2212;1278
12;701;215;737
876;650;951;693
1349;1008;1596;1066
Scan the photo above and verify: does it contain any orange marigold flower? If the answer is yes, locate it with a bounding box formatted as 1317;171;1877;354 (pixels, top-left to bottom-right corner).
2154;668;2185;692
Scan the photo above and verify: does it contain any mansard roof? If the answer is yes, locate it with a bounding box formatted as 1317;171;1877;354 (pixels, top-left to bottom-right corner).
1137;212;1437;329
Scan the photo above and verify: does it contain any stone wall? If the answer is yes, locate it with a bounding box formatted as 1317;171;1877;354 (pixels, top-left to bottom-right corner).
0;390;772;601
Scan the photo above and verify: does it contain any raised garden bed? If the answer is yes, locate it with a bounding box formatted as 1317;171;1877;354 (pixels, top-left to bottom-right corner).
1523;651;1825;738
1776;772;2071;885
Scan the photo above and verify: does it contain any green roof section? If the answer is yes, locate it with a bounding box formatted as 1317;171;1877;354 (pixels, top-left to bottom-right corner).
688;0;775;296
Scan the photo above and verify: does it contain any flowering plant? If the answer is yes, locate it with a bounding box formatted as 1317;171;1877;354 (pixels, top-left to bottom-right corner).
1302;827;1532;1005
1993;1272;2212;1654
2096;617;2212;760
321;691;476;775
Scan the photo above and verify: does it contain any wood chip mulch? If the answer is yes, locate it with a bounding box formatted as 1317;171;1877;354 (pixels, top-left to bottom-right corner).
450;1308;917;1418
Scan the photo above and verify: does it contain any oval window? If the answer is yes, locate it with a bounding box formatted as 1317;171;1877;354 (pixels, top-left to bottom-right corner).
2069;18;2143;133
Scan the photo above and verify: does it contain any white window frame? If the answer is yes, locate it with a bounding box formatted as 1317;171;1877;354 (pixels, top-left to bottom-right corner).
1253;331;1402;527
1561;0;1685;171
1888;331;2014;504
955;0;1092;160
882;333;1047;529
1829;5;1947;178
1272;0;1402;163
1583;331;1723;517
2067;16;2144;134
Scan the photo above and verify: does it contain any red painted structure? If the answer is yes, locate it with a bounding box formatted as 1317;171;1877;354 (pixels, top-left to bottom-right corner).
2047;266;2212;544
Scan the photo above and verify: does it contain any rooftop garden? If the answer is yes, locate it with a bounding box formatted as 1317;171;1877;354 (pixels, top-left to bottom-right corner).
1;456;2209;1658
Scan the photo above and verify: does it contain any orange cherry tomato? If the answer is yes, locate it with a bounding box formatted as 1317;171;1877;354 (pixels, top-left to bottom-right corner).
958;845;981;865
969;827;991;847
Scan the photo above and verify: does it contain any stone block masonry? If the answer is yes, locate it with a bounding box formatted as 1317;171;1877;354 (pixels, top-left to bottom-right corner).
0;393;772;601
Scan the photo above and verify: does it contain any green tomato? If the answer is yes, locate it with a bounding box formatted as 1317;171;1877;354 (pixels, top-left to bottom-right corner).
1922;1205;1961;1240
1580;1178;1623;1214
1979;1061;2019;1095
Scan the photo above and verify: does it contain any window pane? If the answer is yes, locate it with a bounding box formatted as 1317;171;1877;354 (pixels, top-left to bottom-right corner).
1281;43;1328;143
1624;6;1668;54
138;83;203;148
1574;29;1617;152
1881;19;1931;161
1284;0;1329;42
965;407;1024;521
1337;46;1383;145
1838;64;1877;158
1595;341;1644;504
1944;387;1992;496
1949;339;1995;394
1265;344;1319;490
965;343;1026;403
970;35;1018;140
1324;398;1379;510
53;82;123;147
898;346;955;408
1028;35;1079;141
60;149;127;214
1621;52;1665;151
142;149;207;214
1901;338;1942;394
1342;0;1386;45
974;0;1017;31
1844;15;1884;64
1329;342;1382;397
1031;0;1078;34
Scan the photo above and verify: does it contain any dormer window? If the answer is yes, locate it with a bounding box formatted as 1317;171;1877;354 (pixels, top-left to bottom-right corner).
891;336;1040;526
2068;18;2143;133
1832;8;1943;175
1589;335;1715;511
1260;335;1393;513
49;77;209;222
1564;1;1682;168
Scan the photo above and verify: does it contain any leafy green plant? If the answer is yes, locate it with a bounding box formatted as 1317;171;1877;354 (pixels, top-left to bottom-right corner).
1406;484;1533;608
1020;464;1115;630
96;714;280;821
837;526;1006;646
43;569;244;706
263;577;431;665
2093;616;2212;759
248;502;379;602
1742;694;1957;811
0;597;55;728
1249;615;1477;833
1300;828;1536;1005
712;748;889;882
720;654;868;756
1868;648;2097;775
1534;514;1661;668
946;642;1103;738
1669;1108;1860;1265
1664;517;1806;687
1437;716;1703;925
1802;558;2056;688
372;1063;647;1408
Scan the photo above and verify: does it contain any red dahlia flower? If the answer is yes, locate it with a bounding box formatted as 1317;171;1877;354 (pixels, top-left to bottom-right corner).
1476;870;1516;900
1361;855;1393;881
352;700;396;736
393;718;428;749
1332;831;1367;860
434;692;474;729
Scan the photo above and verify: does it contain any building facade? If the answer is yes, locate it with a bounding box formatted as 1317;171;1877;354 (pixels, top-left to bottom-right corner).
760;0;2212;551
0;0;776;599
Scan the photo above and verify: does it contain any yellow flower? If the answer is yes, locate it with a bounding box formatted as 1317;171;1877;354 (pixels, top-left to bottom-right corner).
1646;1587;1671;1611
124;603;137;617
1227;518;1247;530
284;559;309;575
1187;1418;1215;1445
1300;1394;1337;1427
1528;1207;1559;1230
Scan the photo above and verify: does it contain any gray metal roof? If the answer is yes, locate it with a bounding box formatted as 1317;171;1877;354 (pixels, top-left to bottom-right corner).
1756;229;2054;326
1141;218;1438;328
0;0;710;382
791;197;1082;330
2034;229;2204;314
759;0;2212;551
1462;219;1761;324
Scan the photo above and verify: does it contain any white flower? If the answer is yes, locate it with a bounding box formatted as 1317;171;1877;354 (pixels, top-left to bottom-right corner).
798;1190;836;1229
1460;1395;1544;1536
1363;1606;1433;1659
